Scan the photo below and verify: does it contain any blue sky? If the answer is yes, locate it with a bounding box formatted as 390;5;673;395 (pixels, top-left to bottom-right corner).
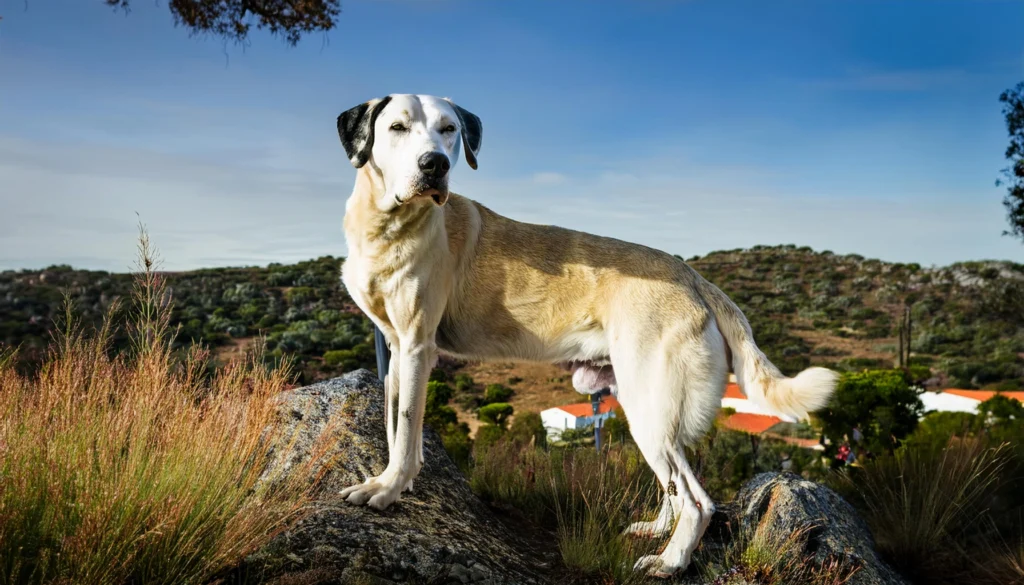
1;0;1023;271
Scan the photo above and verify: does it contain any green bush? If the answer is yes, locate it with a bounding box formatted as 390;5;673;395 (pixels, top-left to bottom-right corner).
478;402;514;427
453;373;476;393
483;383;513;404
815;369;923;462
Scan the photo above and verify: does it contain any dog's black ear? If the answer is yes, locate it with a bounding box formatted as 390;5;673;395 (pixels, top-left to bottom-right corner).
448;102;482;170
337;96;393;168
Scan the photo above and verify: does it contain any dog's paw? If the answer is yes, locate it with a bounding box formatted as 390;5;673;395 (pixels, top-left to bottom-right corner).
623;520;672;539
340;475;403;510
633;555;682;579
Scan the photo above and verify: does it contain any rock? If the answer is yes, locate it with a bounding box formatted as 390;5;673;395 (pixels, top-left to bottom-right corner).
243;371;906;585
732;472;908;585
246;369;546;585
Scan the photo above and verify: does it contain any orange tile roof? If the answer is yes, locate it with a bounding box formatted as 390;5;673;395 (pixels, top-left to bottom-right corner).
556;396;622;418
721;412;782;435
723;383;745;400
765;434;822;449
943;389;1024;403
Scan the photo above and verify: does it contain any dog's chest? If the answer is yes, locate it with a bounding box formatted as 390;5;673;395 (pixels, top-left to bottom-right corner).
341;256;392;330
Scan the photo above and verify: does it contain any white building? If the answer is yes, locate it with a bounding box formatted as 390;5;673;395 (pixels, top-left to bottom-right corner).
540;395;621;440
919;389;1024;415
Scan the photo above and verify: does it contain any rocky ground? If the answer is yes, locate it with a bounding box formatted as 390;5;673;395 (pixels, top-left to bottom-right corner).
240;370;907;585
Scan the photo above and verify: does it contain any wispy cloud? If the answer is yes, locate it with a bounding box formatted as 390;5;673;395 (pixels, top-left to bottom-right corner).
532;172;568;185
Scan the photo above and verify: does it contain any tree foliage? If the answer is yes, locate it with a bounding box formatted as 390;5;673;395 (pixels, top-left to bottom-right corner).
105;0;341;45
478;402;514;428
998;81;1024;241
816;369;924;459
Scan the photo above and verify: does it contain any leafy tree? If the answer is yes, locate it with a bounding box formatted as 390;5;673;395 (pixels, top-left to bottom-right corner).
816;370;923;462
104;0;340;45
998;82;1024;241
478;402;514;428
978;393;1024;424
905;411;983;451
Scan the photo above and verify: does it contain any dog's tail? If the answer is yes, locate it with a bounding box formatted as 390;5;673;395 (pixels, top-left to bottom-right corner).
701;280;838;420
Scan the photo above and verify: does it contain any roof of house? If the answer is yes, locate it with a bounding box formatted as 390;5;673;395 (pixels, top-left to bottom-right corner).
723;382;745;400
553;396;622;418
721;412;782;435
765;434;824;450
942;389;1024;403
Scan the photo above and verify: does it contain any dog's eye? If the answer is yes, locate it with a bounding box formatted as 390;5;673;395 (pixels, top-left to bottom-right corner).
442;124;456;133
390;123;407;132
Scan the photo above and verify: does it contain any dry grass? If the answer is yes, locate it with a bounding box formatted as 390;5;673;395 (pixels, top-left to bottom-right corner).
829;438;1014;585
470;438;660;583
700;521;860;585
0;231;322;585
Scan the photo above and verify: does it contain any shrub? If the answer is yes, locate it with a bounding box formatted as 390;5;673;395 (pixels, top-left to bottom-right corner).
479;402;514;427
426;380;454;409
453;373;475;393
483;383;513;404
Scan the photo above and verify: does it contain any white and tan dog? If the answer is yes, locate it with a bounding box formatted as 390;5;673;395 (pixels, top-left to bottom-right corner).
336;94;838;577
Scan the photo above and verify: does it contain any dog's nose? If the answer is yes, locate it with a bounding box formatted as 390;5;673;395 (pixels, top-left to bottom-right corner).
418;152;451;178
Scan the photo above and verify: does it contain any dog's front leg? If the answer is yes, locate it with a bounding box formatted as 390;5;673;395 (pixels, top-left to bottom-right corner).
384;342;400;455
341;341;433;510
385;345;418;494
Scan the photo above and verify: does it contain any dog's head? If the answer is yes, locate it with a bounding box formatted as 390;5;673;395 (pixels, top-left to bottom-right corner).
337;94;482;209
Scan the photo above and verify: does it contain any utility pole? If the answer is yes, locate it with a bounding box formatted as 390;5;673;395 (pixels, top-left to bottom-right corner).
374;326;389;382
591;387;611;451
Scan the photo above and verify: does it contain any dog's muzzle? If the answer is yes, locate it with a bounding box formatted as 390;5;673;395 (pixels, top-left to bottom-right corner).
415;152;450;205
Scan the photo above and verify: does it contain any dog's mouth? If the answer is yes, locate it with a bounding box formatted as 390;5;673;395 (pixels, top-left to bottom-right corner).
413;183;449;206
392;184;449;208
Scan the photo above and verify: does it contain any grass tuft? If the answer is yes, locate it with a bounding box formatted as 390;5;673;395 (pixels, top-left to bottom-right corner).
829;438;1012;585
0;228;322;585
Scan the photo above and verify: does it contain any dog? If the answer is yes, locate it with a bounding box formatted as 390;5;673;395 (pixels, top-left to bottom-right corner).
336;94;838;577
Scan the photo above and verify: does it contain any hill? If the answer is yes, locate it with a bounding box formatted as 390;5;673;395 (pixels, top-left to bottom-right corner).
2;246;1022;400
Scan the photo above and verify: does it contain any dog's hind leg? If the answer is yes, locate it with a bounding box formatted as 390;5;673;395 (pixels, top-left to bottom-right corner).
624;493;675;538
616;317;725;578
637;446;715;577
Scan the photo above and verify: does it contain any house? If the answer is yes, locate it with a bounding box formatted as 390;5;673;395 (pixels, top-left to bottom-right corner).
541;395;621;440
721;412;784;435
718;375;824;451
919;389;1024;415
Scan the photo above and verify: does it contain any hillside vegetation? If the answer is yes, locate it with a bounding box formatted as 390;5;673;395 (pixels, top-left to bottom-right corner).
1;245;1022;389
